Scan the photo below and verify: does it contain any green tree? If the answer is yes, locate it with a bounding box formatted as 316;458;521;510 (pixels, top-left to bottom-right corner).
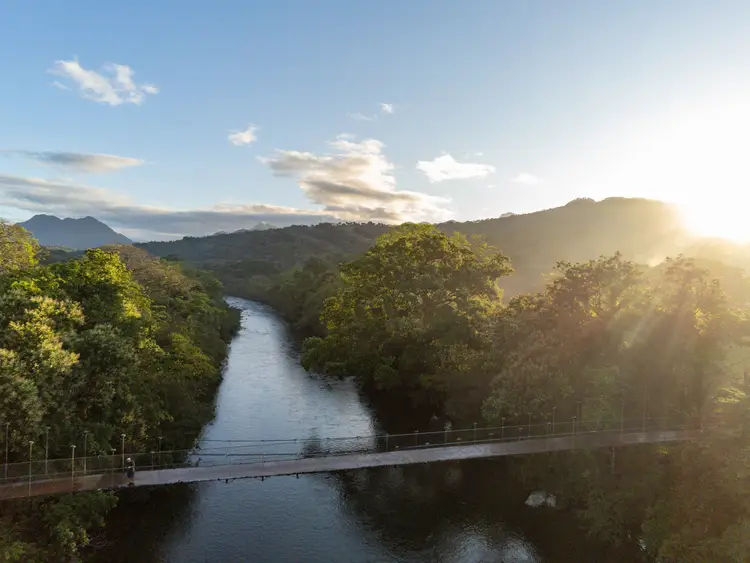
302;223;512;410
0;221;39;274
483;253;645;422
484;253;750;560
0;235;240;560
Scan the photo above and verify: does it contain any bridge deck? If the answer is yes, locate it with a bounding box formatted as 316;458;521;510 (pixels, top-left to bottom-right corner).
0;429;697;501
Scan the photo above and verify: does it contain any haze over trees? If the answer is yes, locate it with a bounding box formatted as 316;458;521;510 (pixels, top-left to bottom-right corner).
137;197;750;341
289;223;750;560
0;221;239;561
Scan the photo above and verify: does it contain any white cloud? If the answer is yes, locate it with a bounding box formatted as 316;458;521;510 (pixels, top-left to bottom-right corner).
348;103;396;122
228;124;258;146
261;137;451;223
416;154;496;183
347;112;376;121
51;81;70;91
49;59;159;106
2;150;143;174
0;174;334;240
511;172;540;185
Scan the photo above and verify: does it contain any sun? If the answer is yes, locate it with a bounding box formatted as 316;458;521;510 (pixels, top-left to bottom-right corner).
679;200;750;243
620;100;750;243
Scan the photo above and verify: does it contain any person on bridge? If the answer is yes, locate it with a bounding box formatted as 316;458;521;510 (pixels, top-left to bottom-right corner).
125;457;136;485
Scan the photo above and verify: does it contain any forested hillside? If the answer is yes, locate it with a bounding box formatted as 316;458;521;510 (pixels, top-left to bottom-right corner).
0;221;239;561
137;197;750;334
297;223;750;560
139;198;688;299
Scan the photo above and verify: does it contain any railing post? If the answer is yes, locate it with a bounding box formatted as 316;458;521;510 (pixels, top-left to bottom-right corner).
473;422;477;444
527;413;531;438
4;422;9;482
415;430;419;447
83;431;88;475
28;441;34;497
45;426;50;475
552;407;557;436
121;434;126;469
110;448;115;487
385;433;389;451
71;445;76;483
158;436;163;466
501;418;505;441
151;451;155;470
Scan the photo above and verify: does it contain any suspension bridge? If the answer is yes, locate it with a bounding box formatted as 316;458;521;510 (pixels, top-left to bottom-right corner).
0;418;701;501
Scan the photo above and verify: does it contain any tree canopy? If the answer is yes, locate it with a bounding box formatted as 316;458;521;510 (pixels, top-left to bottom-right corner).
280;224;750;560
0;232;239;561
302;223;511;410
0;221;40;274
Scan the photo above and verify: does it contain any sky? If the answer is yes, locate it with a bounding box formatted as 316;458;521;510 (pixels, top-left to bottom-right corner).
1;0;750;241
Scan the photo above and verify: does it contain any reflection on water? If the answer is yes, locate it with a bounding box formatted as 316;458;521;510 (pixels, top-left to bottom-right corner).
96;299;634;563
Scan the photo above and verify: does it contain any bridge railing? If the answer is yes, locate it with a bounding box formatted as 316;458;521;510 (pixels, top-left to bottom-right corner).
0;417;697;486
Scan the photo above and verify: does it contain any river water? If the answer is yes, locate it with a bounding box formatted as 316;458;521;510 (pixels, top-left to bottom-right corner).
98;299;636;563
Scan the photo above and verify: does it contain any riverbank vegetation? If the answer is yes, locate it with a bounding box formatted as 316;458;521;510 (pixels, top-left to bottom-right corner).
0;223;239;561
240;222;750;560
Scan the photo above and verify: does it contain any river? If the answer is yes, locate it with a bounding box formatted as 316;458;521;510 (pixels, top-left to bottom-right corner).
96;298;639;562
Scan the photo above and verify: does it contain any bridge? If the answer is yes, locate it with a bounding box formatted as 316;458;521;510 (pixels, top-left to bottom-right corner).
0;418;701;501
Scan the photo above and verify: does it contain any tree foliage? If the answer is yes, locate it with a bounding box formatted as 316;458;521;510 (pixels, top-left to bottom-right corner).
0;221;40;274
265;222;750;559
480;254;750;560
0;233;239;561
301;224;512;411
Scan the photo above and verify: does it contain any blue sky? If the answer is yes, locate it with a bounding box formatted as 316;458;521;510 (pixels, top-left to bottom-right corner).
1;0;749;241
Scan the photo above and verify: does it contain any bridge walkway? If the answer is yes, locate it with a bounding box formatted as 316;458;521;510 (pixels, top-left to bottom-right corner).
0;428;698;501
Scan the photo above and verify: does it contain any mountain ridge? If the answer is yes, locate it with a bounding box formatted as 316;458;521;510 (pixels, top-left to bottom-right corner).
136;197;750;299
18;214;132;250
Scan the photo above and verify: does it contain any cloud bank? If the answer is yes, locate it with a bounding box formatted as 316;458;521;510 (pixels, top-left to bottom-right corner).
3;150;143;174
0;174;334;240
416;154;496;183
49;59;159;106
0;138;451;239
261;137;450;223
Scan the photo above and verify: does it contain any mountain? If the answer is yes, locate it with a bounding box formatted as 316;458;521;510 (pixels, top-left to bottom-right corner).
212;222;278;237
251;221;277;231
138;197;737;299
18;214;132;250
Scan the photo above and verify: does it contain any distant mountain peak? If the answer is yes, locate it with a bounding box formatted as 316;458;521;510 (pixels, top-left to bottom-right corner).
18;214;132;250
251;221;277;231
